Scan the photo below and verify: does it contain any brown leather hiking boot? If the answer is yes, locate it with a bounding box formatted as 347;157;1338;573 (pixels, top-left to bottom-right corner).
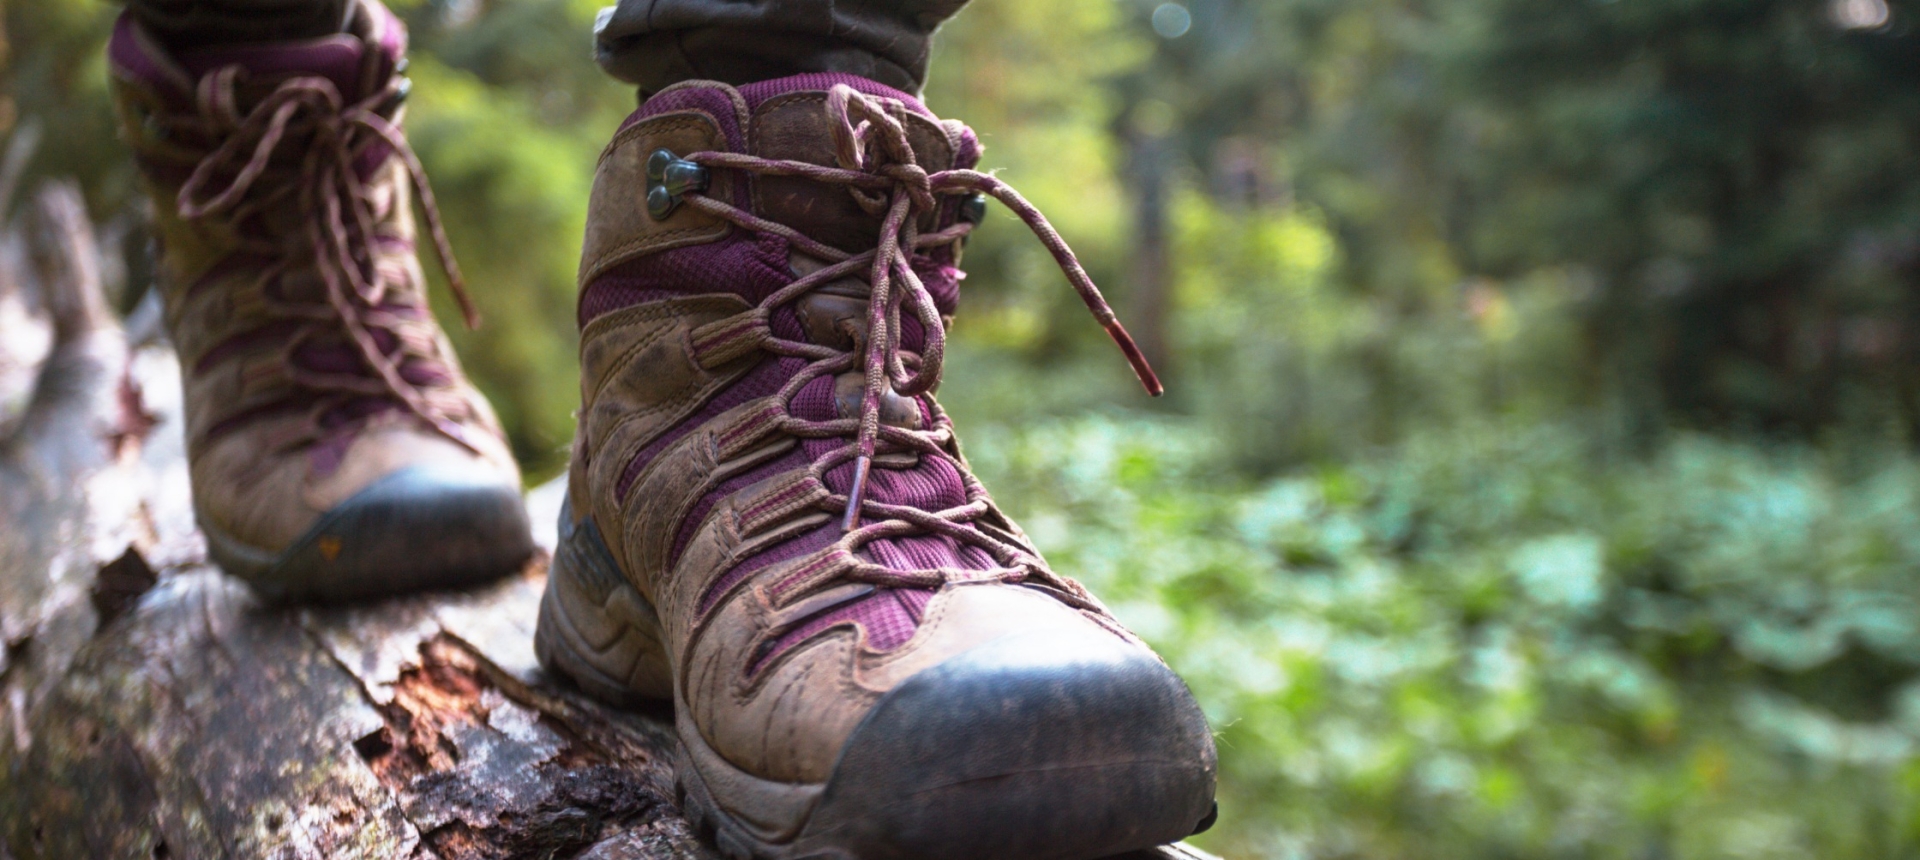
536;74;1217;859
107;0;533;602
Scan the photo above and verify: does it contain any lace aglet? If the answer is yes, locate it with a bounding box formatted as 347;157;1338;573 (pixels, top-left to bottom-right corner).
841;454;873;532
1103;321;1165;397
454;283;482;330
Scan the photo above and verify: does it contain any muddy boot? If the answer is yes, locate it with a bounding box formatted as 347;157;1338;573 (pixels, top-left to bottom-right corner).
107;0;534;602
536;74;1216;859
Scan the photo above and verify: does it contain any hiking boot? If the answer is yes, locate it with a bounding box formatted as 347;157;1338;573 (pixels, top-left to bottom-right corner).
107;0;533;602
536;74;1217;860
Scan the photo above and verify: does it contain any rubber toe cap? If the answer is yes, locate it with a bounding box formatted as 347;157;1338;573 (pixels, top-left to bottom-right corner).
239;464;534;603
808;627;1218;860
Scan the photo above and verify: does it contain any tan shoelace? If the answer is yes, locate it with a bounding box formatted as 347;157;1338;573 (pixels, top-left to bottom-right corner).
173;65;482;452
673;84;1161;621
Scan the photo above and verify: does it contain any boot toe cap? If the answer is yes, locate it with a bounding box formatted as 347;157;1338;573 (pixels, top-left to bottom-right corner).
809;627;1218;860
209;463;534;603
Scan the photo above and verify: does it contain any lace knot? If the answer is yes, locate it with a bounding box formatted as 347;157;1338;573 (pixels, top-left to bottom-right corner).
171;68;483;454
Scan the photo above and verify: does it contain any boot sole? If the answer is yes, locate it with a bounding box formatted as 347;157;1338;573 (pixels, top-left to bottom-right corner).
538;506;1217;860
533;498;675;703
201;464;535;604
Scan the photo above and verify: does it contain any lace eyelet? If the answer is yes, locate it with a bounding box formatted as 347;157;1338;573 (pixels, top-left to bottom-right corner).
958;193;988;226
645;148;710;220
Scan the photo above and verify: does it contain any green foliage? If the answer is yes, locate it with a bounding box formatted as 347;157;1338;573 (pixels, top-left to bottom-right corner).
3;0;129;218
968;411;1920;858
1168;190;1589;472
1218;0;1920;432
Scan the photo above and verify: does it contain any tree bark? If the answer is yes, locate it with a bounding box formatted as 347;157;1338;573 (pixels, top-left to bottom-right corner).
0;183;1221;860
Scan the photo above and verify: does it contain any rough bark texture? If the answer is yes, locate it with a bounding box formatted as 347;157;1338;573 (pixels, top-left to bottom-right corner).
0;183;1221;860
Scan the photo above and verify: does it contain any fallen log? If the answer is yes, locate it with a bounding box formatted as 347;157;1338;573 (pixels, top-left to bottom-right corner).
0;182;1221;860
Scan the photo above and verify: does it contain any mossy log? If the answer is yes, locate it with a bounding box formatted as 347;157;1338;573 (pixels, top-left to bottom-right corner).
0;182;1220;860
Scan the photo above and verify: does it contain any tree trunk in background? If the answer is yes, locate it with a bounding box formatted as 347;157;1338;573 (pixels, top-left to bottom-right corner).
0;182;1221;860
1128;132;1174;380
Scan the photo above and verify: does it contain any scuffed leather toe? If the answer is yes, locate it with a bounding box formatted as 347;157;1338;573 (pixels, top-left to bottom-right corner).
803;627;1218;860
206;463;534;603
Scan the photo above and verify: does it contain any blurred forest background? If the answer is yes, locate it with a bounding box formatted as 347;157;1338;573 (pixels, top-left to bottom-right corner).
9;0;1920;856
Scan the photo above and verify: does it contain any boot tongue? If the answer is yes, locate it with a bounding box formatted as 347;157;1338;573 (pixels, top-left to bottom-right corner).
733;72;979;170
737;73;938;118
150;0;409;102
177;32;370;101
734;74;967;255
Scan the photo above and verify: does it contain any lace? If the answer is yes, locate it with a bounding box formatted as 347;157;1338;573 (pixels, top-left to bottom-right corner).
679;85;1161;614
169;65;481;452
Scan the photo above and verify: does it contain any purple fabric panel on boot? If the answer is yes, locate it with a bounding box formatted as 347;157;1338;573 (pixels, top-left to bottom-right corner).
613;355;802;501
310;398;402;475
579;231;789;327
110;16;192;97
366;1;407;68
678;377;987;661
698;520;840;615
818;450;971;513
804;449;992;579
616;83;748;150
577;283;681;323
953;123;981;170
168;0;403;97
737;73;935;118
660;372;843;567
788;372;991;580
193;318;301;374
667;444;815;571
911;259;962;321
868;534;996;572
294;341;369;374
753;586;935;673
691;369;991;649
656;371;851;571
177;36;366;96
595;235;813;503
